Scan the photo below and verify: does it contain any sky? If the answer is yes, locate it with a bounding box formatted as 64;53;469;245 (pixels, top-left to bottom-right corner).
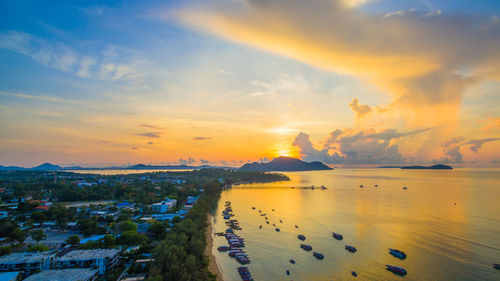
0;0;499;167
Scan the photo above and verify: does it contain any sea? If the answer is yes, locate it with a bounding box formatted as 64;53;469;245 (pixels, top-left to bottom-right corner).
210;168;500;281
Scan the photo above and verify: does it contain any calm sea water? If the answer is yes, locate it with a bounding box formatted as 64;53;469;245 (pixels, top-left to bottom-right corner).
210;169;500;281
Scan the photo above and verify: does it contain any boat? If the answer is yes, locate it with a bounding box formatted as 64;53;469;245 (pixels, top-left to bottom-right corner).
493;263;500;270
275;228;280;232
360;185;363;188
386;265;407;276
272;209;275;211
217;246;230;252
300;244;312;251
351;271;357;277
252;207;255;210
321;185;327;189
266;221;269;224
279;219;283;223
313;252;324;260
332;232;343;240
289;259;295;264
389;248;407;259
286;270;290;275
297;234;306;241
259;225;262;229
374;184;378;187
403;186;407;190
295;225;299;229
345;245;357;253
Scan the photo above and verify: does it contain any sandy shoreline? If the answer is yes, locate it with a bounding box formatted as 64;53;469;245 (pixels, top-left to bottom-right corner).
205;214;224;281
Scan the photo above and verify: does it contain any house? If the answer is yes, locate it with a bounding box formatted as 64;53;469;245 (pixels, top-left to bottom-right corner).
0;211;8;219
151;199;177;213
0;252;55;277
24;268;98;281
24;230;80;249
54;249;120;274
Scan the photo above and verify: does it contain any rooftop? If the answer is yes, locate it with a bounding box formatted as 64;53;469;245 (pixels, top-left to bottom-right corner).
0;271;21;281
58;249;119;261
0;252;54;264
24;268;98;281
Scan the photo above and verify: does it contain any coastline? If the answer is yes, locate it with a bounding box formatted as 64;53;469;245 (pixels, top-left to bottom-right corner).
206;214;224;281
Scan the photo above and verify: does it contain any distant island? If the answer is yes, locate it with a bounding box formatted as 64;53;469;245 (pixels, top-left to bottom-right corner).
379;164;453;170
238;156;332;172
0;162;235;171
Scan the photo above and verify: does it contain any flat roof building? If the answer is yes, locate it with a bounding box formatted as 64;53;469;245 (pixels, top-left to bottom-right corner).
0;252;54;277
0;271;21;281
55;249;119;274
24;268;98;281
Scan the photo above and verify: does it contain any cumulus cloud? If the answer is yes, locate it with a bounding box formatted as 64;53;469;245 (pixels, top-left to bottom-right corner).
293;127;432;164
194;136;211;140
200;159;209;164
349;98;372;117
464;138;500;152
436;136;465;163
134;132;161;138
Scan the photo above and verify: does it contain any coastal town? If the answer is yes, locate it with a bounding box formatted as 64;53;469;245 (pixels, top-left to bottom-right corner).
0;169;288;281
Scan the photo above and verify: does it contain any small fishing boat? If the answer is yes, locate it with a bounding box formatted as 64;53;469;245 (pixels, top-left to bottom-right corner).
351;271;357;277
266;221;269;224
275;228;280;232
386;265;407;276
374;184;378;187
297;234;306;241
345;245;357;253
272;209;275;211
332;232;343;240
217;246;230;252
279;219;283;223
389;248;407;259
360;185;363;188
286;270;290;275
252;207;255;210
272;223;275;226
289;259;295;264
258;210;261;213
313;252;324;260
300;244;312;251
493;263;500;270
259;225;262;229
403;186;407;190
295;225;299;229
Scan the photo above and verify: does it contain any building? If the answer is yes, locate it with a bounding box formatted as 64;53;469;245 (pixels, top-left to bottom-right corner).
151;198;177;213
55;249;120;274
0;211;8;219
0;271;21;281
24;230;80;249
0;252;55;277
24;268;98;281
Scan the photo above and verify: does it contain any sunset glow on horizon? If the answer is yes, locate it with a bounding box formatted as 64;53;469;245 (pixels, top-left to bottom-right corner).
1;0;500;167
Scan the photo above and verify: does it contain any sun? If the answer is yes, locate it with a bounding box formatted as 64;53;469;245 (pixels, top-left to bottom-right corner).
272;143;300;158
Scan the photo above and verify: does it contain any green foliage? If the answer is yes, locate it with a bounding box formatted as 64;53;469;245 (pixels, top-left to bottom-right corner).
31;211;46;224
116;231;146;246
77;217;99;237
27;244;49;252
66;235;80;246
148;182;221;281
30;229;46;242
0;246;12;256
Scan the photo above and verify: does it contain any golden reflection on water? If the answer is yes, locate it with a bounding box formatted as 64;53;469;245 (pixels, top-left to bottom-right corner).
213;169;500;281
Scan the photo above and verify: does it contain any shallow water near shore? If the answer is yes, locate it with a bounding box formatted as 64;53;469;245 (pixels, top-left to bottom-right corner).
210;168;500;281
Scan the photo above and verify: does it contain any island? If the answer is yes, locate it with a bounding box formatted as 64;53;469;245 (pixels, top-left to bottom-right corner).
400;164;453;170
238;156;332;172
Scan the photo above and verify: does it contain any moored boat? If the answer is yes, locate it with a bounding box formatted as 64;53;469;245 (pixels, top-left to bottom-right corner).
289;259;295;264
297;234;306;241
493;263;500;270
386;265;407;276
313;252;324;260
300;244;313;251
351;271;357;277
217;246;230;252
345;245;357;253
389;248;407;259
332;232;343;240
286;270;290;275
275;228;280;232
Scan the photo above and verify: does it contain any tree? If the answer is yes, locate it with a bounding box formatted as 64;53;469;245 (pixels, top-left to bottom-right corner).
11;228;27;244
78;218;98;237
30;229;46;242
115;220;137;233
31;211;46;224
27;244;49;252
66;235;80;246
0;246;12;257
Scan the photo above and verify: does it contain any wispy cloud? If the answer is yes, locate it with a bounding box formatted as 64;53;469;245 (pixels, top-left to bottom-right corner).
140;124;164;129
134;132;162;138
464;138;500;152
193;137;211;141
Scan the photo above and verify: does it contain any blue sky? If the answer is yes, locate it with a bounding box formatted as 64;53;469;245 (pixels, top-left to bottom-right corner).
1;0;499;167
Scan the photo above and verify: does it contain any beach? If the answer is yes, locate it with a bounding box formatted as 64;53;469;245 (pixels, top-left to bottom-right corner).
206;214;224;281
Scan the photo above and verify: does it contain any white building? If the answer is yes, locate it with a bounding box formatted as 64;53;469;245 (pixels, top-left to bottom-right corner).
54;249;120;274
0;252;55;276
151;198;177;213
